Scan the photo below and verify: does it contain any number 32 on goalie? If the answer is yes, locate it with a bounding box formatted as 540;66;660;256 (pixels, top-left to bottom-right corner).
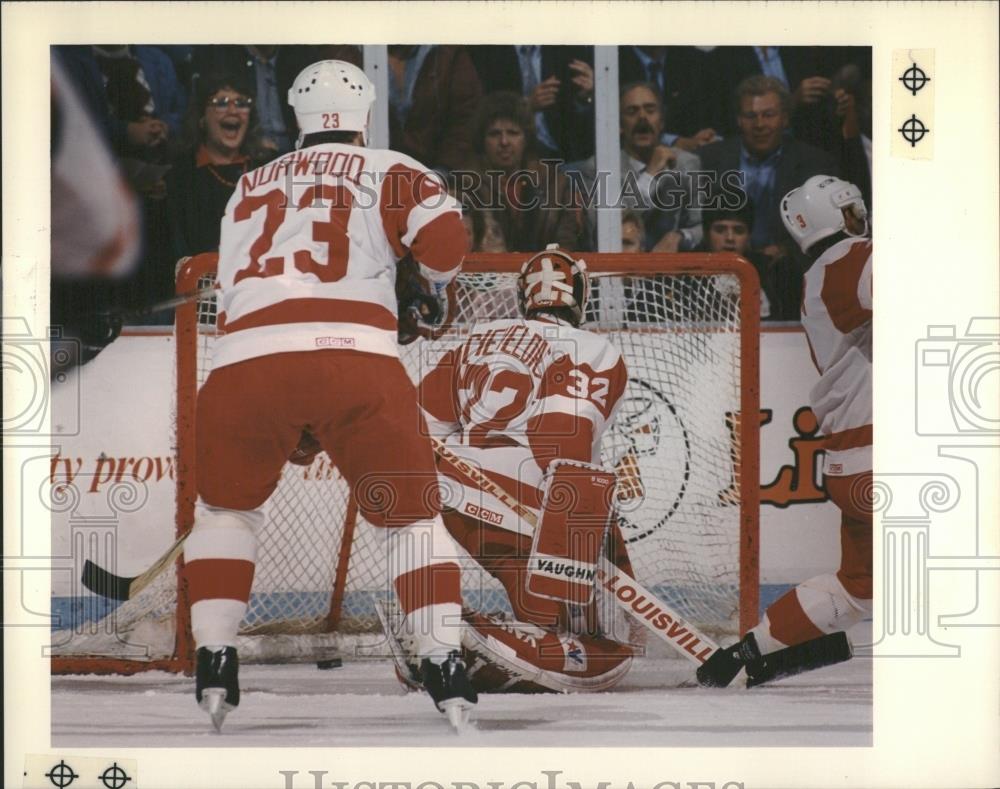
566;370;609;408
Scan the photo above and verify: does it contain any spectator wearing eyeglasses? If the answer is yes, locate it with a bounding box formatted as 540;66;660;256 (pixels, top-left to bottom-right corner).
698;75;837;265
166;72;274;262
192;46;336;154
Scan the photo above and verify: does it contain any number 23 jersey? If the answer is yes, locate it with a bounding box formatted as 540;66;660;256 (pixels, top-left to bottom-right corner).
418;317;628;536
213;143;466;370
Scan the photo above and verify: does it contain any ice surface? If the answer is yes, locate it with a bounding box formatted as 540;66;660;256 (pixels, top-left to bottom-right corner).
52;641;871;748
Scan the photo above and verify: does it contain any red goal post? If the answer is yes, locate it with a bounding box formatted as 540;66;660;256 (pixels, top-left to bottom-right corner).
51;250;759;676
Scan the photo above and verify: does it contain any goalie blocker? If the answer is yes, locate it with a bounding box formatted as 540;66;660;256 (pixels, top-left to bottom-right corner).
526;460;617;606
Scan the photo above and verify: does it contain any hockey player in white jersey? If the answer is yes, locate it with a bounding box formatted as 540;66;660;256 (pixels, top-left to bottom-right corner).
699;175;872;687
182;61;476;729
404;245;635;693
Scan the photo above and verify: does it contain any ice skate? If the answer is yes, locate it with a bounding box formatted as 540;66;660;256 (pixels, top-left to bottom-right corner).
420;651;477;732
196;646;240;732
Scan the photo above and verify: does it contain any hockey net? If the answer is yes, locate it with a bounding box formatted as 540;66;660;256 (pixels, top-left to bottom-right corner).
52;252;759;674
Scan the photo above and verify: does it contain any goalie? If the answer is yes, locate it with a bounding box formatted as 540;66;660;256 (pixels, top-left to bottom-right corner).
398;244;636;694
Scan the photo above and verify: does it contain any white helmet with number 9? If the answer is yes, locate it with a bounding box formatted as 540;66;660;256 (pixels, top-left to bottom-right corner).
780;175;868;254
518;243;590;327
288;60;375;149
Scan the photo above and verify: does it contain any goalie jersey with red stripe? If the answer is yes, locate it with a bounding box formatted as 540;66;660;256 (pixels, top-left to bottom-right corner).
801;237;873;476
213;143;465;369
418;316;628;536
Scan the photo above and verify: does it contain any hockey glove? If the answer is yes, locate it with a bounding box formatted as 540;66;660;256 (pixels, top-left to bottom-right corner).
396;256;457;345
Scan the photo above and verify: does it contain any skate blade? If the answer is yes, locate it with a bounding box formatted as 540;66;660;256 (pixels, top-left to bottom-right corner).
440;698;474;733
200;688;231;732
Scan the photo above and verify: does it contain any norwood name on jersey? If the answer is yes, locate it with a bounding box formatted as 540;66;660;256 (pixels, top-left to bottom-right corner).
237;147;452;212
214;143;464;369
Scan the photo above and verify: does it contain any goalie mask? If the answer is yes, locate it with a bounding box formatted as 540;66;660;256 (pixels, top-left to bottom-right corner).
780;175;868;254
517;244;590;327
288;60;375;148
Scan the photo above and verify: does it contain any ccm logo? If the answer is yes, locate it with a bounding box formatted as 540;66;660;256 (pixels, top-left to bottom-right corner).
827;462;843;474
464;502;504;525
591;476;610;486
315;336;356;348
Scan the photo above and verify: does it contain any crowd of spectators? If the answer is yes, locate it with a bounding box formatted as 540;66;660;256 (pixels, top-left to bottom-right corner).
53;44;871;324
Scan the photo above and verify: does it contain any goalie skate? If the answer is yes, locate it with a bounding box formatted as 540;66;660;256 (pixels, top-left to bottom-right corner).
196;646;239;732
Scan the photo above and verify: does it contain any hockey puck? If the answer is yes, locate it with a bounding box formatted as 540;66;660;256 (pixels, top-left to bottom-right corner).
316;658;343;670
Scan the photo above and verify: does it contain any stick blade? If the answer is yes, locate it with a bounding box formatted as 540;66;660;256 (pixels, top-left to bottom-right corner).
81;559;134;601
746;631;853;688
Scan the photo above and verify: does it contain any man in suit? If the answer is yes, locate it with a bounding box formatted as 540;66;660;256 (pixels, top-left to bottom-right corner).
468;45;595;162
706;46;870;152
617;46;718;152
571;83;702;252
698;75;836;263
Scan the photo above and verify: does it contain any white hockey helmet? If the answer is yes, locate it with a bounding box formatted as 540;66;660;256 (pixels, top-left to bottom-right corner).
518;243;590;326
288;60;375;148
780;175;868;254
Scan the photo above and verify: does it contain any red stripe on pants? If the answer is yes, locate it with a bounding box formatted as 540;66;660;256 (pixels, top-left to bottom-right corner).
767;588;827;646
185;558;256;604
826;472;873;600
393;562;462;613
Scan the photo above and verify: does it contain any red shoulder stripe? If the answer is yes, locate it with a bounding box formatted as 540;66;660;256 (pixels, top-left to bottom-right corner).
821;241;872;334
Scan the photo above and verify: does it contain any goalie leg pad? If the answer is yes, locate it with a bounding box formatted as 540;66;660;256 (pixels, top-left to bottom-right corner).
527;460;617;605
461;610;633;694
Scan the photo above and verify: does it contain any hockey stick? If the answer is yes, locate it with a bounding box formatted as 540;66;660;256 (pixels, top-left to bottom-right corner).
90;284;219;327
81;424;327;602
428;437;720;665
82;533;186;601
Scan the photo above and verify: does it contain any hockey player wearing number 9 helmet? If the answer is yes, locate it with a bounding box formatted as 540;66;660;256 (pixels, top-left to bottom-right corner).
698;176;873;688
779;174;868;257
188;60;474;731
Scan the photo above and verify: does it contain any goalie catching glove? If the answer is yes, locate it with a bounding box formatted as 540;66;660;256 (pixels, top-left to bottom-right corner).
396;255;457;344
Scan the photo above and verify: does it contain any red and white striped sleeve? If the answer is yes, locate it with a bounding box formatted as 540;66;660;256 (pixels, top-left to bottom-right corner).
379;162;467;284
417;345;464;439
820;240;872;333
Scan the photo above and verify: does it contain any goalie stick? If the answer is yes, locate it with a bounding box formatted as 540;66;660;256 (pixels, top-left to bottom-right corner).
428;437;720;665
429;440;853;686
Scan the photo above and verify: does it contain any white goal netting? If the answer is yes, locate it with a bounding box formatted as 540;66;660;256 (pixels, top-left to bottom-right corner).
52;254;758;671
